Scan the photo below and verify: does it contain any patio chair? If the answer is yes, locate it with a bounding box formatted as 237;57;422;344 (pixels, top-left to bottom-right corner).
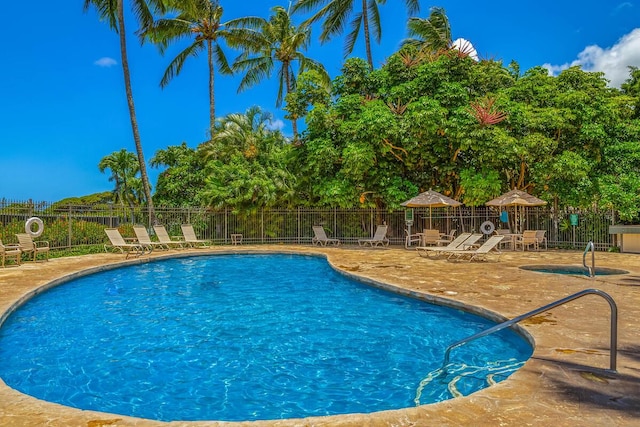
515;230;539;251
447;235;505;262
104;228;145;259
421;229;442;247
535;230;547;250
436;229;457;246
416;232;473;258
404;229;422;248
358;225;389;247
1;239;21;267
312;226;340;246
180;224;211;248
16;233;49;262
153;225;185;249
133;225;168;252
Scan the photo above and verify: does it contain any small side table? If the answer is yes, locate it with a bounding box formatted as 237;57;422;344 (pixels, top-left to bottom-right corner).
231;234;243;245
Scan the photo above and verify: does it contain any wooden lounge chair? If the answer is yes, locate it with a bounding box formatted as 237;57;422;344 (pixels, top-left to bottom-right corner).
180;224;211;248
447;235;505;262
153;225;185;249
416;232;474;258
358;225;389;247
16;233;49;262
312;226;340;246
104;228;145;258
133;225;168;252
1;239;21;267
515;230;538;251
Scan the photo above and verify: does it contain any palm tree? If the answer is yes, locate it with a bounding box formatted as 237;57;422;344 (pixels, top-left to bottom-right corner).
292;0;420;69
229;5;330;140
402;6;452;54
142;0;245;134
98;149;142;209
200;106;274;161
83;0;162;223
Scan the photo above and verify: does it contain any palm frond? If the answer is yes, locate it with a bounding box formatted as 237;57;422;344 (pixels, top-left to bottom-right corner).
344;12;362;57
160;41;204;88
213;44;233;75
367;0;382;43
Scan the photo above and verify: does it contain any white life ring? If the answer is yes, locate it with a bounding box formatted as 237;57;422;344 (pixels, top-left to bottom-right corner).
25;217;44;237
480;220;495;235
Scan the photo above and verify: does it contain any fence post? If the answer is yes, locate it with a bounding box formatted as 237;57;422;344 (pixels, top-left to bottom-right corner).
67;205;73;248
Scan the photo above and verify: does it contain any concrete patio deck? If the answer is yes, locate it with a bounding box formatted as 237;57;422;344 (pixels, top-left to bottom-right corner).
0;245;639;426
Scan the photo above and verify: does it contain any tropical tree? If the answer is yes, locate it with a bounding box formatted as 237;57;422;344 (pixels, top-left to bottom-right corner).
229;5;330;140
98;149;143;209
292;0;420;69
83;0;162;223
198;106;296;208
150;142;207;206
402;6;451;54
142;0;246;133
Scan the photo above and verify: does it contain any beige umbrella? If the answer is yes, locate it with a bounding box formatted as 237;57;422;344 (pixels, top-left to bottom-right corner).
485;189;547;233
401;189;462;229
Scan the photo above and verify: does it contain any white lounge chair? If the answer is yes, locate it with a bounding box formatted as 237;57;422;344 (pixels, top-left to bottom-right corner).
133;225;168;252
312;226;340;246
16;233;49;262
447;235;505;262
358;225;389;247
180;224;211;248
416;232;474;258
153;225;185;249
104;228;144;258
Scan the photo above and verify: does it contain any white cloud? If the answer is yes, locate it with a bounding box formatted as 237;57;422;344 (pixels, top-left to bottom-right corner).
94;57;117;67
452;38;479;62
544;28;640;88
612;2;633;15
267;119;285;131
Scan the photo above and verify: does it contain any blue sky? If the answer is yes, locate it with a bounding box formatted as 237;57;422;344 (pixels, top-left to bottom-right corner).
1;1;638;202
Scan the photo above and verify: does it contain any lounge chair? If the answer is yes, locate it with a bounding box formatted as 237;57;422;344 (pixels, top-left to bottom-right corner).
358;225;389;247
535;230;547;250
416;232;474;258
515;230;538;251
16;233;49;262
312;226;340;246
153;225;185;249
180;224;211;248
104;228;145;258
447;235;505;262
1;239;21;267
133;225;168;252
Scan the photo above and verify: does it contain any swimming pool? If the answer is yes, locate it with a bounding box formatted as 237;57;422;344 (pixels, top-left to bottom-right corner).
0;254;532;422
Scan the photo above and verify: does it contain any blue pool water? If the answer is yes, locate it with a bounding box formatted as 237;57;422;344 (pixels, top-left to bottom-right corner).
0;254;532;422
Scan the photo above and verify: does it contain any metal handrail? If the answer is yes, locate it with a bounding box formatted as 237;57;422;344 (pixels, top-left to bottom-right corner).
583;241;595;277
442;288;618;373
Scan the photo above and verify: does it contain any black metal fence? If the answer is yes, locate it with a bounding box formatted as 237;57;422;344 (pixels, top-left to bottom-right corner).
0;199;618;251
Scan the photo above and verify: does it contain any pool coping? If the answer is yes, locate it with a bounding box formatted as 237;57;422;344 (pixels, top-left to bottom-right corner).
1;246;639;426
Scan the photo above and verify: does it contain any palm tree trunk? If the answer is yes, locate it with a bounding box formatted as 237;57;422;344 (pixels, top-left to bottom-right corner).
116;0;156;224
361;0;374;69
208;39;215;136
284;61;299;141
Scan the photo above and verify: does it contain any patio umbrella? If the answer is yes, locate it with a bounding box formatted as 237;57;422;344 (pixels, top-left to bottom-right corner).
401;189;462;229
485;189;547;233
